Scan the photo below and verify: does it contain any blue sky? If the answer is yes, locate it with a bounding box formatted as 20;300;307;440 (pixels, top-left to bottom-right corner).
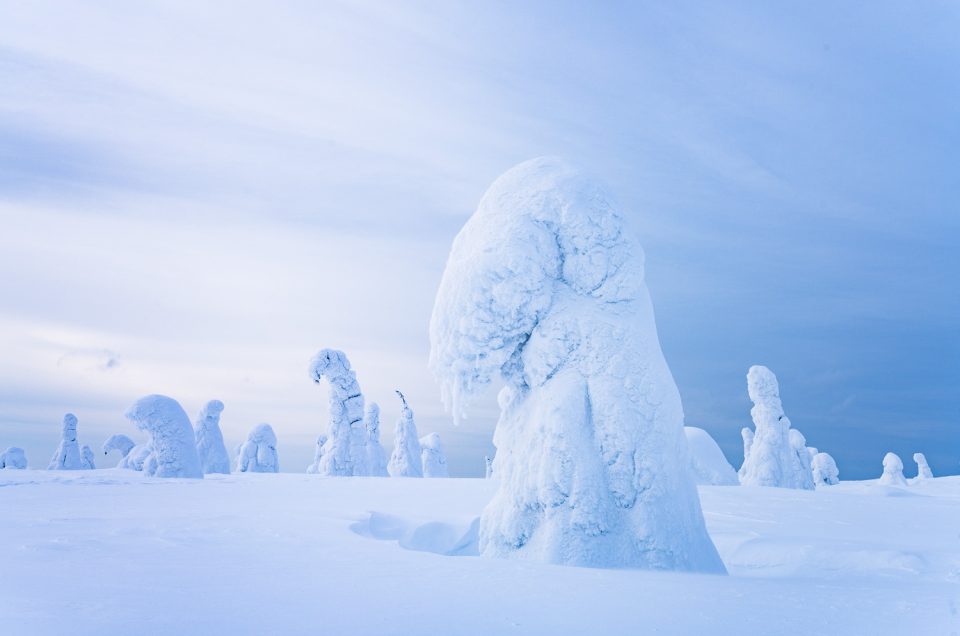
0;1;956;477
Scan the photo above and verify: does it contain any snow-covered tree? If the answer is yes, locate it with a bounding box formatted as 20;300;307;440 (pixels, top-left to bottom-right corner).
913;452;933;480
118;443;153;471
811;452;839;486
308;349;368;476
0;447;27;469
388;390;422;478
428;157;725;572
878;452;907;486
738;366;813;490
236;423;279;473
484;455;493;479
420;432;449;478
194;399;230;475
364;403;388;477
102;434;136;459
738;427;754;480
124;395;203;479
788;429;815;490
306;435;327;474
684;427;738;486
48;413;83;470
80;445;96;470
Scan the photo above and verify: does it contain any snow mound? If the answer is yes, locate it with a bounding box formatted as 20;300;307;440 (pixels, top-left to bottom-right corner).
194;400;231;475
684;427;738;485
428;157;725;572
124;395;203;479
0;447;27;469
236;424;279;473
351;512;479;556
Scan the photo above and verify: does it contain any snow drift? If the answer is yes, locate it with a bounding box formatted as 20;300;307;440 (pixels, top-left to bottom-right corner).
124;395;203;479
194;400;231;475
428;157;725;572
684;427;738;486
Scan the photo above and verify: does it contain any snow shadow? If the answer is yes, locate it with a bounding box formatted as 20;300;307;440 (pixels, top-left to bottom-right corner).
350;512;479;556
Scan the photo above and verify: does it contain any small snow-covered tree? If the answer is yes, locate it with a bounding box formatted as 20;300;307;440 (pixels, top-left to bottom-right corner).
236;423;279;473
102;434;136;459
364;403;388;477
428;158;725;572
48;413;83;470
80;445;96;470
738;427;754;480
811;452;839;486
913;452;933;480
0;447;27;469
388;390;422;478
738;366;813;490
420;432;449;478
878;452;907;486
124;395;203;479
308;349;368;476
306;435;328;474
194;399;231;475
484;455;493;479
788;429;815;490
684;427;738;486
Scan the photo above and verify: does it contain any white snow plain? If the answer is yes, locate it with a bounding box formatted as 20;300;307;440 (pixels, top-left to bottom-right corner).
0;470;957;635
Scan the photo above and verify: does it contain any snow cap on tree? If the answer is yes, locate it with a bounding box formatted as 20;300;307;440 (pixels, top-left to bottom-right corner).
194;399;231;475
388;390;422;478
811;452;839;486
913;452;933;480
48;413;83;470
308;348;368;476
125;395;203;479
0;447;27;469
878;452;907;486
420;432;449;478
103;434;136;459
236;423;279;473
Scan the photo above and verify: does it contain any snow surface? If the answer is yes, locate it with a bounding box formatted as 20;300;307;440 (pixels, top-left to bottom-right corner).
880;452;907;486
684;427;738;486
194;399;231;475
388;390;422;478
48;413;82;470
420;432;450;478
124;395;203;479
236;423;279;473
0;470;957;635
429;157;723;572
0;446;27;469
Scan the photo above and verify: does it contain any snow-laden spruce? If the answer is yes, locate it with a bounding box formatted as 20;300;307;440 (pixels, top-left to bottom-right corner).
913;453;933;480
739;366;814;490
308;349;369;476
48;413;83;470
388;390;422;478
879;452;907;486
236;424;279;473
80;445;96;470
364;403;388;477
306;435;328;474
429;157;725;572
684;427;738;486
0;447;27;469
811;452;839;486
125;395;203;479
103;434;136;460
194;400;231;474
420;432;449;478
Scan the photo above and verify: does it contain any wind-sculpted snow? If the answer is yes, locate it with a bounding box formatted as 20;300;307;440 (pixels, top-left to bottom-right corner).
308;349;369;476
811;452;839;486
80;445;96;470
194;400;231;475
102;434;136;459
388;391;422;478
48;413;83;470
739;366;813;490
364;403;388;477
879;452;907;486
912;453;933;481
684;427;738;486
420;432;449;478
237;424;279;473
0;447;27;469
429;157;725;572
125;395;203;479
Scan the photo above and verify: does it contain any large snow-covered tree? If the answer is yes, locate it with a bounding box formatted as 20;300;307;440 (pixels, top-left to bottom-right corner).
125;395;203;479
48;413;83;470
388;390;422;478
428;157;725;572
308;349;368;476
236;424;279;473
194;400;231;475
0;447;27;469
420;432;449;478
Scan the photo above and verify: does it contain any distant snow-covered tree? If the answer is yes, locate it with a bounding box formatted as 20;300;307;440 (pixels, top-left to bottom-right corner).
364;403;388;477
308;349;368;476
118;443;153;471
48;413;83;470
0;447;27;469
236;424;279;473
738;427;754;480
811;452;839;486
788;429;815;490
420;432;449;478
194;400;231;474
878;452;907;486
306;435;328;474
80;445;96;470
684;427;738;486
125;395;203;479
102;434;136;459
484;455;493;479
388;390;422;478
913;452;933;480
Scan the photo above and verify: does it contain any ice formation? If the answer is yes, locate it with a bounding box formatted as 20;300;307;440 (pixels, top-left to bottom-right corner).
80;445;96;470
811;452;839;486
484;456;493;479
306;435;328;474
194;400;231;475
48;413;83;470
684;427;738;486
788;429;815;490
738;366;814;490
0;447;27;469
878;452;907;486
308;349;368;476
364;403;389;477
388;391;422;478
420;432;449;478
124;395;203;479
102;434;136;459
236;424;279;473
913;452;933;480
428;157;726;572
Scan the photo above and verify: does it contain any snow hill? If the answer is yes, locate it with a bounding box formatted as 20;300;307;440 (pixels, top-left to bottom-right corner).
1;470;957;635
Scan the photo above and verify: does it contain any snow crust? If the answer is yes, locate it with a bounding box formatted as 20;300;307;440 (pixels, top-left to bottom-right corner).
48;413;83;470
739;366;814;490
308;349;369;476
236;424;279;473
124;395;203;479
0;447;27;469
428;157;724;572
811;452;840;486
102;434;135;459
419;432;449;478
194;400;230;475
684;427;738;486
879;452;907;486
388;391;422;478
